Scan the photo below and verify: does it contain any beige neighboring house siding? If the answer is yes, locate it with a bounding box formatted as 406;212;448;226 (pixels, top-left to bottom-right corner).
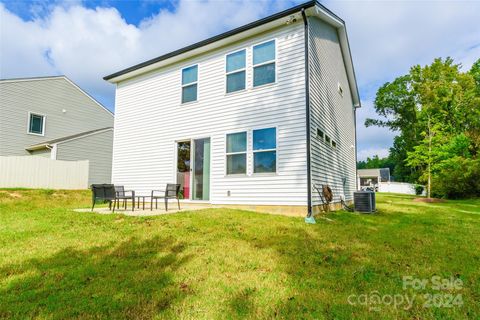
0;76;114;156
30;148;52;158
357;169;381;177
55;129;113;185
308;17;357;204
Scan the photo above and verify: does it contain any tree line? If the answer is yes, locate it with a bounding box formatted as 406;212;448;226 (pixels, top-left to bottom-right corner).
361;57;480;199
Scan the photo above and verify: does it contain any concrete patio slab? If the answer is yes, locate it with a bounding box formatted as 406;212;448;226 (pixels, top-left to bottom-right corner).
74;204;209;217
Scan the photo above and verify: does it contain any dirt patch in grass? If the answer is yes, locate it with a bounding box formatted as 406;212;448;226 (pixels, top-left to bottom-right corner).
0;191;23;198
413;197;446;203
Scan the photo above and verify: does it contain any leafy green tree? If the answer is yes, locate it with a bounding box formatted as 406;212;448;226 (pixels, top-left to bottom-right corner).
366;57;480;198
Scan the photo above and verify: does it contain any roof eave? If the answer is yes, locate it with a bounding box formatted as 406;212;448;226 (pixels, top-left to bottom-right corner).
103;0;317;83
25;144;51;151
103;1;361;107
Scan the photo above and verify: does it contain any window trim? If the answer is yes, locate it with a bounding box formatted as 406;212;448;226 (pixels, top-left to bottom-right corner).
181;64;199;104
252;126;277;175
225;131;248;176
27;112;46;136
225;48;247;94
252;39;277;88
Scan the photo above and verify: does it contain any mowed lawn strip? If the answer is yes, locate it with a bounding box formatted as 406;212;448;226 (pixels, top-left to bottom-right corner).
0;189;479;319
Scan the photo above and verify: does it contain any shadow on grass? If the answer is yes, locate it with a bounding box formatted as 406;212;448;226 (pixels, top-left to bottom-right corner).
226;220;366;319
0;236;192;319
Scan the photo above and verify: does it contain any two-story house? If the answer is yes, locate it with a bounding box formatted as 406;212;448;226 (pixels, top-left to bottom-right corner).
104;1;360;216
0;76;114;185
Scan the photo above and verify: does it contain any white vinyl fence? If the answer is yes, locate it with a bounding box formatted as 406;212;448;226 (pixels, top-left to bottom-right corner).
0;156;89;189
378;182;426;196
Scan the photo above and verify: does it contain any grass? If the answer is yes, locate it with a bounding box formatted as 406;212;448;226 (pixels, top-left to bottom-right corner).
0;189;479;319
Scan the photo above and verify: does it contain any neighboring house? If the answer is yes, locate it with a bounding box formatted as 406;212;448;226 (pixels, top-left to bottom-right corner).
104;1;361;216
357;168;425;195
0;76;114;185
357;168;391;191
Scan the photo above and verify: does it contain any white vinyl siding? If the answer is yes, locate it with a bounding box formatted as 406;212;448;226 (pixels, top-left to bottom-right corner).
308;17;357;204
112;23;307;205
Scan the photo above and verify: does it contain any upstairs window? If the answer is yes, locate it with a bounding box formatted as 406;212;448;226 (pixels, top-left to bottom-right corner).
226;49;246;93
182;65;198;103
253;127;276;173
226;132;247;175
253;40;276;87
28;113;45;135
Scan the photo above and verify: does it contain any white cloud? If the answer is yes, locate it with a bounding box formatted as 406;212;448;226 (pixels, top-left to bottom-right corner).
325;0;480;88
324;0;480;159
0;0;289;107
1;0;479;159
355;100;397;159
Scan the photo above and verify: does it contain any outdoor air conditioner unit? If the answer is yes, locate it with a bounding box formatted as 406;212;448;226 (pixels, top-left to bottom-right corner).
354;191;376;213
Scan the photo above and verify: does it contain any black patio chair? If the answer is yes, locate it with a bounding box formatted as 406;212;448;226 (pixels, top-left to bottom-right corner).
151;184;181;211
115;185;135;211
91;184;116;211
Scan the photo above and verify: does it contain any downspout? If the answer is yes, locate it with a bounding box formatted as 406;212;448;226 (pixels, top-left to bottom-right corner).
354;106;358;191
301;8;314;223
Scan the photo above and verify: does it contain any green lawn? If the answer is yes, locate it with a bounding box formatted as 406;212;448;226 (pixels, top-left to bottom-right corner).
0;189;479;319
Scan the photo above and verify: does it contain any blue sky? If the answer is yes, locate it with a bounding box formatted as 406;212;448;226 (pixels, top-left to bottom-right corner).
1;0;479;160
2;0;179;25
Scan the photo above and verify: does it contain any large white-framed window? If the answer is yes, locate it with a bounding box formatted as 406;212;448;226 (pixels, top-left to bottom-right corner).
226;131;247;175
226;49;246;93
181;64;198;103
27;112;45;136
252;39;276;87
252;127;276;173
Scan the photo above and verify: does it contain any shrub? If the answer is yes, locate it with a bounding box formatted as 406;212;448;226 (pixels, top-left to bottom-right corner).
432;157;480;199
414;185;424;196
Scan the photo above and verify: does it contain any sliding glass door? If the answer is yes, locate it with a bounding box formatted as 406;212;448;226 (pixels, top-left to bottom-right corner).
192;138;210;200
176;141;191;199
176;138;210;201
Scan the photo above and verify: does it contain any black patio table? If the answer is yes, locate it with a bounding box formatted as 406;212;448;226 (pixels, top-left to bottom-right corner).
136;195;146;210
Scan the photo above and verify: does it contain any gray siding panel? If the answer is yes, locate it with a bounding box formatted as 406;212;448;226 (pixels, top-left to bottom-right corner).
0;77;113;156
56;130;113;185
308;17;357;203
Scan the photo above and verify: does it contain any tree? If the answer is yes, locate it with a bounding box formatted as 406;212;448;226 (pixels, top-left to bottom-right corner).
366;57;480;198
